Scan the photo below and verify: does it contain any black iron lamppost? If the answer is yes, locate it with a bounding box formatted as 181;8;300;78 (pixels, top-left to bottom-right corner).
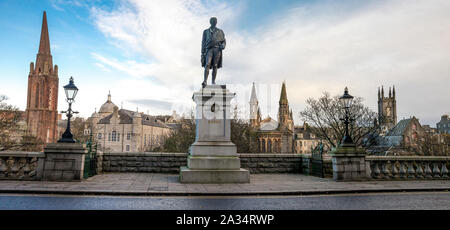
58;76;79;143
339;87;354;147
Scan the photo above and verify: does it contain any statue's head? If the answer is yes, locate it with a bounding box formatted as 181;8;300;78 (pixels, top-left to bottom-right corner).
210;17;217;27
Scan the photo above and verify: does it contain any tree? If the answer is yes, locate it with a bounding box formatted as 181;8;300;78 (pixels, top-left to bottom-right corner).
231;105;259;153
162;115;196;153
0;95;21;151
70;117;91;143
415;133;449;156
299;92;379;149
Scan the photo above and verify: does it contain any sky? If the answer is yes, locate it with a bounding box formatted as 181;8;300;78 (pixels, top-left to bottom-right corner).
0;0;449;127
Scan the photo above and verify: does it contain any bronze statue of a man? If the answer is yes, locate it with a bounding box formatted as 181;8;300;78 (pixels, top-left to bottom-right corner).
201;17;226;88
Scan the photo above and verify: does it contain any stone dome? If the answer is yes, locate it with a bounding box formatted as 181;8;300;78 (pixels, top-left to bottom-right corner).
99;92;116;114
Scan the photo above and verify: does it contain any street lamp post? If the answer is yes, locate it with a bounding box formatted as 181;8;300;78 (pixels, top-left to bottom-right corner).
339;87;354;147
58;76;79;143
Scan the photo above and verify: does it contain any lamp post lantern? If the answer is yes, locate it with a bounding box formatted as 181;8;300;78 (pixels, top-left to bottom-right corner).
339;87;354;146
58;76;79;143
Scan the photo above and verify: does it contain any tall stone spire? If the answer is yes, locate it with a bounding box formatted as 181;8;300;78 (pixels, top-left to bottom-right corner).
249;83;260;127
250;82;258;104
26;10;59;147
35;11;53;72
279;81;288;104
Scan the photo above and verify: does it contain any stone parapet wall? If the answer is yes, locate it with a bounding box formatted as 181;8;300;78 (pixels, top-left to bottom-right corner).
102;152;188;173
0;152;45;180
102;152;305;174
239;154;302;173
366;156;450;180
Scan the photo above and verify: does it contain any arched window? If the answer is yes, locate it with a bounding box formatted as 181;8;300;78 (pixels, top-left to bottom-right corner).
268;139;272;153
262;139;266;153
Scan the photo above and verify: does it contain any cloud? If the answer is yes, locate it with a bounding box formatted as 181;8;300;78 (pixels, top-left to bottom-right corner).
90;0;450;126
127;99;172;111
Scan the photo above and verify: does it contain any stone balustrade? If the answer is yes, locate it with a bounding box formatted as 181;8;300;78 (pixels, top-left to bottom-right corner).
366;156;450;180
0;152;45;180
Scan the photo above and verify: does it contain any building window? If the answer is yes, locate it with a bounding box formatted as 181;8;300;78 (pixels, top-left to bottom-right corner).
127;133;131;140
144;134;147;146
117;133;120;142
112;131;117;141
108;133;111;141
98;133;102;140
126;145;130;151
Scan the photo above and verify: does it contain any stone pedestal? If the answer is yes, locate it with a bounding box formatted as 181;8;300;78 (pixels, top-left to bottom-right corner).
180;85;250;183
42;143;87;181
331;145;367;181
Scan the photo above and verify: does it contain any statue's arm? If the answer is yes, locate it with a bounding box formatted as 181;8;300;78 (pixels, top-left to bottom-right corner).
220;31;226;50
201;30;206;56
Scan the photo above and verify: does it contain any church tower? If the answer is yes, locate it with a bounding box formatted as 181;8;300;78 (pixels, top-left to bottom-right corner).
25;11;59;144
249;82;261;128
278;82;294;132
278;82;294;153
378;85;397;134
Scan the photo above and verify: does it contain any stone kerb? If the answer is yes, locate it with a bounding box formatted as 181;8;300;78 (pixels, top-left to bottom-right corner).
42;143;87;181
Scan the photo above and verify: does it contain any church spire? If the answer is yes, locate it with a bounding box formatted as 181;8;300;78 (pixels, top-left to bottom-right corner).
35;11;53;72
38;11;51;55
250;82;258;104
279;81;288;104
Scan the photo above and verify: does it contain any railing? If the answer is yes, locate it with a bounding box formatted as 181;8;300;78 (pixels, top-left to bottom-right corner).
366;156;450;180
0;152;45;180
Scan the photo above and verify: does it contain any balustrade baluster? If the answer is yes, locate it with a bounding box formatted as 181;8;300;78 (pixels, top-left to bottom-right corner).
407;162;415;179
391;161;400;179
0;158;7;178
424;162;433;179
441;163;449;179
372;162;381;179
432;163;441;179
416;162;424;179
382;161;391;180
399;161;407;179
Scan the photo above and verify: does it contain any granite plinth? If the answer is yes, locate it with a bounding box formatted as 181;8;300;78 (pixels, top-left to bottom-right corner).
180;85;249;183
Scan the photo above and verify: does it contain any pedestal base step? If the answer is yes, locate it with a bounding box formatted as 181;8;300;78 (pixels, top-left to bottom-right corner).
188;156;241;170
179;167;250;184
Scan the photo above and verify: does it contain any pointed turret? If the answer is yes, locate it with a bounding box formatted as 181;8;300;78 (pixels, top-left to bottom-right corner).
250;82;258;104
279;81;288;104
249;83;260;127
389;86;392;98
35;11;53;72
381;86;384;98
392;85;396;98
378;87;380;99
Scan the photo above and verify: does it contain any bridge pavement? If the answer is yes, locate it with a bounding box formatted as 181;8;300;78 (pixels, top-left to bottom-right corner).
0;173;449;196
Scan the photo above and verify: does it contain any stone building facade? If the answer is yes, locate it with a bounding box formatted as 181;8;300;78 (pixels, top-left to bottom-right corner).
249;82;294;153
378;85;397;135
25;11;59;145
294;122;324;154
436;115;450;134
383;116;425;148
89;93;174;152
